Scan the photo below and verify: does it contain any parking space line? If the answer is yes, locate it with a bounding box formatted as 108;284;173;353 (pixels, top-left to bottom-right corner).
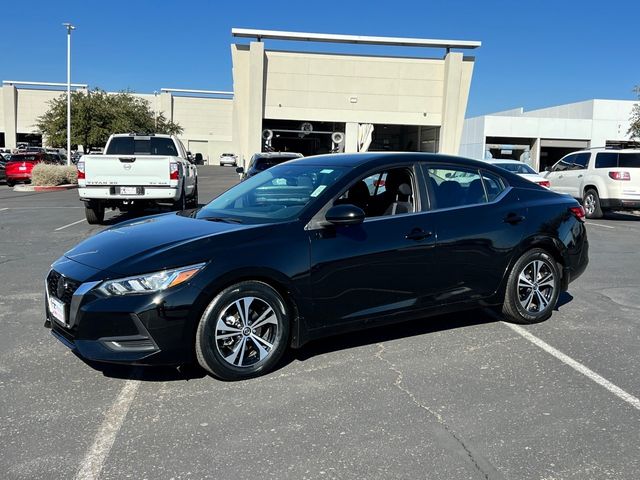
74;379;141;480
585;222;615;229
0;207;9;212
55;218;86;231
504;323;640;411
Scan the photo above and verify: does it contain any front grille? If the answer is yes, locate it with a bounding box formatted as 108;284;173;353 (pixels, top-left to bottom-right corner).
47;270;81;304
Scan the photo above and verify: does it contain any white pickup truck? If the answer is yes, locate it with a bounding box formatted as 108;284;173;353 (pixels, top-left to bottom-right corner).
77;134;198;224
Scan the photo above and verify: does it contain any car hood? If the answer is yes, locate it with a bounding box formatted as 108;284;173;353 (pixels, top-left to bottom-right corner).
64;212;253;276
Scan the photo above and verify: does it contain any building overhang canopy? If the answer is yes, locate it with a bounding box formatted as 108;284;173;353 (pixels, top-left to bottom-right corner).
232;28;481;50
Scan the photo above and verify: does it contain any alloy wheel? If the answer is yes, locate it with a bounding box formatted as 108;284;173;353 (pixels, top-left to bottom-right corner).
215;296;279;368
517;259;556;314
584;194;595;215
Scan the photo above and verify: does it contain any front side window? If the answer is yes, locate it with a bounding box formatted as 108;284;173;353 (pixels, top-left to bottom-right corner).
571;153;591;170
198;164;347;224
553;155;575;172
334;167;415;218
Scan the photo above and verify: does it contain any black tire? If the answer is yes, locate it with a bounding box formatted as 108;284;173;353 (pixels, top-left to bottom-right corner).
172;186;187;211
6;180;15;187
85;202;105;225
583;188;603;219
501;248;560;324
187;183;199;208
195;281;290;380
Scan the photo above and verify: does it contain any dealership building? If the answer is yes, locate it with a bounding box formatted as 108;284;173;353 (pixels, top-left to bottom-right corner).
1;28;479;165
461;99;638;171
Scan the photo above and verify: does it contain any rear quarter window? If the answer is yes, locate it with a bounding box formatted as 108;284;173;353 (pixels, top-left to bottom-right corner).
618;153;640;169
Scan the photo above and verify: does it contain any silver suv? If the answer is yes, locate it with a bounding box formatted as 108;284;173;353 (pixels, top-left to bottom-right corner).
544;149;640;218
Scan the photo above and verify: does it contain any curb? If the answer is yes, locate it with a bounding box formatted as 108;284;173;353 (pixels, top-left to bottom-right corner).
13;184;78;192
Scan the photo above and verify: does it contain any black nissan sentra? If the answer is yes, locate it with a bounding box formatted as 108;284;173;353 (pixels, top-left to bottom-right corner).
45;153;588;380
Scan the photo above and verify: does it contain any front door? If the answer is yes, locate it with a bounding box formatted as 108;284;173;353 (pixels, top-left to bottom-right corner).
307;165;437;330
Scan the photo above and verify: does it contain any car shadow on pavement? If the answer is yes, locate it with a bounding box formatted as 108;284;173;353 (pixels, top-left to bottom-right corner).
603;211;640;221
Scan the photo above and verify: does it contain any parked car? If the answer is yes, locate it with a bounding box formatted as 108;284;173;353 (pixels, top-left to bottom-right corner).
219;152;238;167
236;152;303;180
487;160;550;188
0;154;6;183
543;149;640;218
77;134;198;224
45;152;588;380
5;152;64;186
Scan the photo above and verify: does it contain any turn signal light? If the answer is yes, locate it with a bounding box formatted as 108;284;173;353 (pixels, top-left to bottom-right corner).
169;162;180;180
537;180;551;188
569;206;585;222
77;161;85;180
608;171;630;181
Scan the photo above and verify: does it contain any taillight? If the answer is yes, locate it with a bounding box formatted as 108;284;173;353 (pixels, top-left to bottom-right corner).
169;162;180;180
537;180;551;188
609;171;630;181
77;161;85;180
569;206;585;222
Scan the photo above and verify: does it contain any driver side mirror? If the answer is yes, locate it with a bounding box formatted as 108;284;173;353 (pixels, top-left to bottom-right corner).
545;166;553;172
325;204;365;226
194;153;203;165
235;166;244;174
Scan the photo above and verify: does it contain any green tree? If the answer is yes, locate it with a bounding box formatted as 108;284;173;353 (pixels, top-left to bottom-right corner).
36;88;182;151
629;85;640;140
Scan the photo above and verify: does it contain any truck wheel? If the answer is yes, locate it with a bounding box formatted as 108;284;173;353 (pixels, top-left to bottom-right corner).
6;180;15;187
583;188;603;219
187;184;199;208
173;187;187;211
85;202;105;224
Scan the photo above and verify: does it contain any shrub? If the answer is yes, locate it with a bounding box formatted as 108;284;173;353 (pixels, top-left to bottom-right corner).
30;164;78;186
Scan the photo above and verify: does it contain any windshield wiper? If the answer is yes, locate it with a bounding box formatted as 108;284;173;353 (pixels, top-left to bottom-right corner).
201;216;244;224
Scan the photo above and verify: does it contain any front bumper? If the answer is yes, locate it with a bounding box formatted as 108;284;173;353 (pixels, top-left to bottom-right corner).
44;258;207;366
78;186;179;201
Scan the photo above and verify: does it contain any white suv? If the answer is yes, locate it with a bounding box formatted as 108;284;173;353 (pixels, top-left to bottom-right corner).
544;149;640;218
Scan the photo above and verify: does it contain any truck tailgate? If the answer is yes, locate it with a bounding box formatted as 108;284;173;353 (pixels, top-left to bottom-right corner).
84;155;171;186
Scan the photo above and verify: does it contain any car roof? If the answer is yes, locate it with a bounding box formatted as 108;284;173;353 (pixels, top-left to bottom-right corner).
570;148;640;154
485;159;526;164
285;152;498;169
110;133;173;138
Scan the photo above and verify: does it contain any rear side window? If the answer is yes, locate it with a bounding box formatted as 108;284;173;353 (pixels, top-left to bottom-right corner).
618;153;640;168
106;137;178;156
428;167;486;209
481;171;506;201
595;152;618;169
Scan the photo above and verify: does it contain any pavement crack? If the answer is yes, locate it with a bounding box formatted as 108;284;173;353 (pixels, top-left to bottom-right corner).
374;342;504;480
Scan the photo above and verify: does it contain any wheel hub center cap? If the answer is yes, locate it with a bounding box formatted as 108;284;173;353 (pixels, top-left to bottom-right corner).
242;326;251;336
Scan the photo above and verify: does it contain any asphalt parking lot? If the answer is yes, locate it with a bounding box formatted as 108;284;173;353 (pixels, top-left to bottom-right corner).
1;166;639;480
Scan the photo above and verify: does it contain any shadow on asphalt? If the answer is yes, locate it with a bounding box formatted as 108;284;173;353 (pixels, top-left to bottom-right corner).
602;211;640;221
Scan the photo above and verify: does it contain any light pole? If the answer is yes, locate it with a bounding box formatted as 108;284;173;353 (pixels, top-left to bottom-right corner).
63;23;75;165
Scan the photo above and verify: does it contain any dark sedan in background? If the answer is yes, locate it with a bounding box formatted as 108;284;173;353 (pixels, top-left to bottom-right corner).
44;153;588;380
236;151;303;180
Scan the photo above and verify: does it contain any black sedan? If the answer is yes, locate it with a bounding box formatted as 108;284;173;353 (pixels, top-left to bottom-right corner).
45;153;588;380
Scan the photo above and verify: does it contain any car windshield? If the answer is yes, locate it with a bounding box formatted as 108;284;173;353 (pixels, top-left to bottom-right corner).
198;164;347;224
496;162;537;174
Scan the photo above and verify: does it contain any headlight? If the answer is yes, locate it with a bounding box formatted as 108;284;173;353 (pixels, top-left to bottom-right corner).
98;263;206;296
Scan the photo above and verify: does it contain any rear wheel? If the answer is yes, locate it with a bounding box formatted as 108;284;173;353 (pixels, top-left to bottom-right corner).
195;281;290;380
6;180;15;187
583;188;603;219
187;183;199;208
502;248;560;324
172;186;187;211
85;202;105;225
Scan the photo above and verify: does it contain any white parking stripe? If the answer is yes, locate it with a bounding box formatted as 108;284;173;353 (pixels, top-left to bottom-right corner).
54;218;86;231
0;207;9;212
504;323;640;411
74;380;141;480
585;222;615;229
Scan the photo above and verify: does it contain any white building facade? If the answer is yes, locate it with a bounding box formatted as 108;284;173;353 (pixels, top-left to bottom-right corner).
0;28;480;166
461;99;637;172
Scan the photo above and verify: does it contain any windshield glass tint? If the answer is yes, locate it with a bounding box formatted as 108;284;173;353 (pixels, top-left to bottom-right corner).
198;164;347;223
497;163;537;174
106;137;178;156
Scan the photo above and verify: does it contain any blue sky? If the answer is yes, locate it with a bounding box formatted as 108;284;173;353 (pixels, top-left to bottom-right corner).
1;0;638;117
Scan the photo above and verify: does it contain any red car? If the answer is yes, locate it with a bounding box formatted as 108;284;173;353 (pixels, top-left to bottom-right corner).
5;152;64;186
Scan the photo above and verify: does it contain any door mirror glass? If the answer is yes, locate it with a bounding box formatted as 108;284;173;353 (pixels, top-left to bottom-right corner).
325;204;365;226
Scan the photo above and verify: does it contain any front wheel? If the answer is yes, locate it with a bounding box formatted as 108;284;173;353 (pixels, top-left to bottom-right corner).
195;281;290;380
501;248;560;324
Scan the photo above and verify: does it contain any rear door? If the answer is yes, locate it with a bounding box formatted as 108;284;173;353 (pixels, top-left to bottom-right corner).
426;164;527;301
85;136;174;187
